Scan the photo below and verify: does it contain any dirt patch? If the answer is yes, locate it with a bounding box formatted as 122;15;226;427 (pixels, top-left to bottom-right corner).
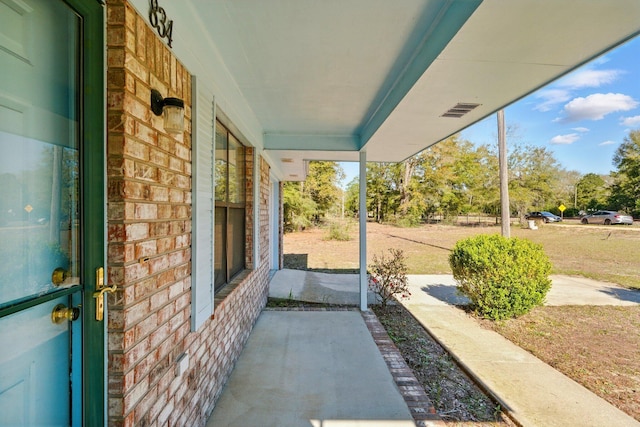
372;304;516;426
284;221;640;288
478;305;640;421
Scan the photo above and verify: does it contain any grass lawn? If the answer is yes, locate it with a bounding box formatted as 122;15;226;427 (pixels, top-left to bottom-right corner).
480;305;640;421
283;219;640;289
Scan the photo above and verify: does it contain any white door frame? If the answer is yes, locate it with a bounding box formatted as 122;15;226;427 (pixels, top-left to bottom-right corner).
269;174;280;271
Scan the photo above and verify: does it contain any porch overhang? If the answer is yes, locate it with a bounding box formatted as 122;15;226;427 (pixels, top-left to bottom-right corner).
130;0;640;180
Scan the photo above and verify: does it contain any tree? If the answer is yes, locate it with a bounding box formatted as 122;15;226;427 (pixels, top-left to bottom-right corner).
576;173;609;212
282;161;345;231
553;169;581;212
609;130;640;216
472;144;500;216
363;135;499;224
345;128;569;225
366;162;402;223
304;161;345;220
507;144;561;219
344;177;359;215
282;182;316;232
413;136;496;221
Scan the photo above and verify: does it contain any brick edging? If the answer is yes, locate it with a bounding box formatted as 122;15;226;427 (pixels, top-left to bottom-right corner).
361;310;446;427
263;306;358;312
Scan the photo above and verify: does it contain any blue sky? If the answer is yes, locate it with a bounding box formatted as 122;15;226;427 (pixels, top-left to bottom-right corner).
341;35;640;186
461;35;640;176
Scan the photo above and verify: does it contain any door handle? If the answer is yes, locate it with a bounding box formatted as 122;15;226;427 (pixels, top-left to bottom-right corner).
92;267;117;321
51;304;81;324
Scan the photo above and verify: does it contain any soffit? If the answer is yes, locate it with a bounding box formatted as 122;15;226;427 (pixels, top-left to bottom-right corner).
191;0;640;179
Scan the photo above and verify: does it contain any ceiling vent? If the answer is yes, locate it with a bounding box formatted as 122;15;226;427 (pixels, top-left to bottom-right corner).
441;103;481;118
281;158;294;163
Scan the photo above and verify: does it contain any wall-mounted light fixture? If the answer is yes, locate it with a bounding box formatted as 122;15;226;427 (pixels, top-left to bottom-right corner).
151;89;184;134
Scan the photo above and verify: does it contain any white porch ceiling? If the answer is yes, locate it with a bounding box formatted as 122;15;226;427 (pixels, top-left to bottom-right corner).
199;0;640;180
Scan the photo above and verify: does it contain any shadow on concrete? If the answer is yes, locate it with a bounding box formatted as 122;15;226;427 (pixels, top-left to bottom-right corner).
420;284;470;305
269;269;376;305
283;254;359;274
599;287;640;304
284;253;308;269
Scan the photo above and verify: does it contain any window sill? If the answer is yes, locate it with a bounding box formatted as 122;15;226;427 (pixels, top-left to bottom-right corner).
213;269;251;310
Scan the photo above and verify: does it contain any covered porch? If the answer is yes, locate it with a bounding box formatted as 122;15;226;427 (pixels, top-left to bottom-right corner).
133;0;640;310
117;1;640;425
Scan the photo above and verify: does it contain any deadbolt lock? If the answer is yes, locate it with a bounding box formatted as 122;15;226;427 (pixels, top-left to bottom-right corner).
51;267;69;286
52;304;81;324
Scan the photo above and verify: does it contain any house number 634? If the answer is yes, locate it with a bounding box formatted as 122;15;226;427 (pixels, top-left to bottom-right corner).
149;0;174;47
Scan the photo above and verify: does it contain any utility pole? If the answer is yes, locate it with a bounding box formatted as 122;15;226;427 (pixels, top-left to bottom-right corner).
498;109;510;238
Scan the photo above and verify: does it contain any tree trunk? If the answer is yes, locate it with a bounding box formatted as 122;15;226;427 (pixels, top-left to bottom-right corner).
399;158;416;212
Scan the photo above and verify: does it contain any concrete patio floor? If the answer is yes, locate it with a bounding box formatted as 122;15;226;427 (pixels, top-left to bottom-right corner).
206;310;418;427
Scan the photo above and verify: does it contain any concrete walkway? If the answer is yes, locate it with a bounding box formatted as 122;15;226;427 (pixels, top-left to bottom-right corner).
402;275;640;427
269;269;378;305
207;311;416;427
406;274;640;306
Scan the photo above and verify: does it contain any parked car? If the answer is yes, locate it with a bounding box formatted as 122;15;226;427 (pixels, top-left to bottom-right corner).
580;210;633;225
525;211;562;223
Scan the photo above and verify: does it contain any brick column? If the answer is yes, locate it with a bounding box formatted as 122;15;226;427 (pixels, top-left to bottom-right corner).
106;1;193;425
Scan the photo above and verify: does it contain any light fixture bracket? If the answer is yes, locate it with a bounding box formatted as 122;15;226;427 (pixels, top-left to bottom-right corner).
151;89;165;116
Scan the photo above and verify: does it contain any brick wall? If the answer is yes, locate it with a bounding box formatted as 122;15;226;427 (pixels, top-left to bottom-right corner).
245;147;255;270
260;157;270;265
105;1;272;426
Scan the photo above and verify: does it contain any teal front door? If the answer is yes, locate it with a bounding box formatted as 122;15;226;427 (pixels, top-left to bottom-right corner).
0;0;104;425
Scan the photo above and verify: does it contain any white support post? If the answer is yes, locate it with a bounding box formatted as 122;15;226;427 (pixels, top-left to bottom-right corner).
359;151;368;311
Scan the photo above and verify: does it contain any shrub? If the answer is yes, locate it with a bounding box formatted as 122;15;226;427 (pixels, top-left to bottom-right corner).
323;221;352;241
394;215;421;228
369;248;410;307
449;234;552;320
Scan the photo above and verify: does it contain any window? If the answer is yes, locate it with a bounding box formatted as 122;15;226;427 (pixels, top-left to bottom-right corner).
214;120;246;292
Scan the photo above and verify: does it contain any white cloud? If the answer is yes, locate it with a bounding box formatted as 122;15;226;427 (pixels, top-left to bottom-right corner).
556;69;622;89
572;127;590;133
620;115;640;127
550;133;580;145
561;93;638;122
534;65;623;113
599;140;616;146
534;89;571;112
591;55;611;66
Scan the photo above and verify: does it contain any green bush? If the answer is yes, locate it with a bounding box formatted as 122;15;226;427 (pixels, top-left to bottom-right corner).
449;234;552;320
323;221;352;241
394;215;421;228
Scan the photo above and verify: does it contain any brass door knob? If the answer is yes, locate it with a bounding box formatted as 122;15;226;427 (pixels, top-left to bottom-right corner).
51;304;80;324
